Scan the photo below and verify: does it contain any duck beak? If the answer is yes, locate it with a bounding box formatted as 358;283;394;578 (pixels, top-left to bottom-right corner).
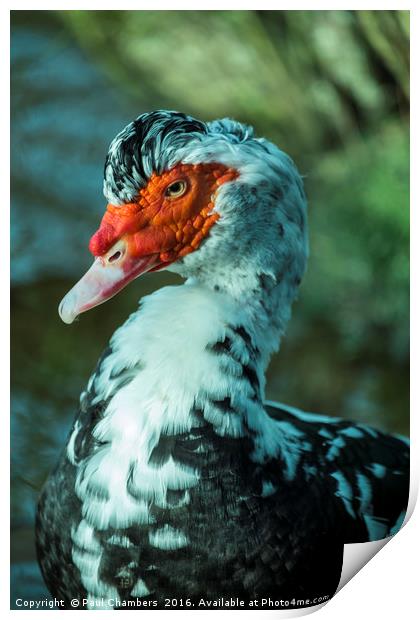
58;239;161;324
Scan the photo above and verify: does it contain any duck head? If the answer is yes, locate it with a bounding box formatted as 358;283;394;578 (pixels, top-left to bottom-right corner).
59;110;308;325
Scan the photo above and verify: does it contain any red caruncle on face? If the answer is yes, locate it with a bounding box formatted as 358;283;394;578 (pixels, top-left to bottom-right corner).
58;161;238;325
89;162;238;266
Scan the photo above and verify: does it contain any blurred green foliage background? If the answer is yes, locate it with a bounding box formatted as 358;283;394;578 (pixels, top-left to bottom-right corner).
11;9;409;582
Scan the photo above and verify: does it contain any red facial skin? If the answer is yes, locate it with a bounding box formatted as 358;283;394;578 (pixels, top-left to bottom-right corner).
58;163;238;323
89;163;239;267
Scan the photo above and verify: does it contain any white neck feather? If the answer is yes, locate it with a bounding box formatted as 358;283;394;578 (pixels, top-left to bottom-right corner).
70;280;296;534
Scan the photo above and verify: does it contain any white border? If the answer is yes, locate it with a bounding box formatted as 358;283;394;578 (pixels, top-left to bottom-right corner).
3;1;415;9
4;3;417;619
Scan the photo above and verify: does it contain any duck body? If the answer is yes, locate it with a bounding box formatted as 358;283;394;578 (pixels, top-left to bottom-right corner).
36;283;409;608
36;111;409;608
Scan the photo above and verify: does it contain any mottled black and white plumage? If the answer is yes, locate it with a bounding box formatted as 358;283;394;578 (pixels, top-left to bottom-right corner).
104;111;208;204
36;111;409;609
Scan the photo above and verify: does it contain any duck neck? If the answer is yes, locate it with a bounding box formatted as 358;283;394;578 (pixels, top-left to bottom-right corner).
69;278;297;535
184;259;299;372
86;276;296;452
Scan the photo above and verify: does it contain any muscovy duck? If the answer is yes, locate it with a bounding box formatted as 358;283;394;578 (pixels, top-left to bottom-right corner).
36;111;409;610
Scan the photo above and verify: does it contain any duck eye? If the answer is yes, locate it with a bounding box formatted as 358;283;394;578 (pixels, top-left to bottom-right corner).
165;180;187;199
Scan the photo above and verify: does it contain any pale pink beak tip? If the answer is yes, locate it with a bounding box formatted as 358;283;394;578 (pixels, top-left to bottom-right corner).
58;248;161;324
